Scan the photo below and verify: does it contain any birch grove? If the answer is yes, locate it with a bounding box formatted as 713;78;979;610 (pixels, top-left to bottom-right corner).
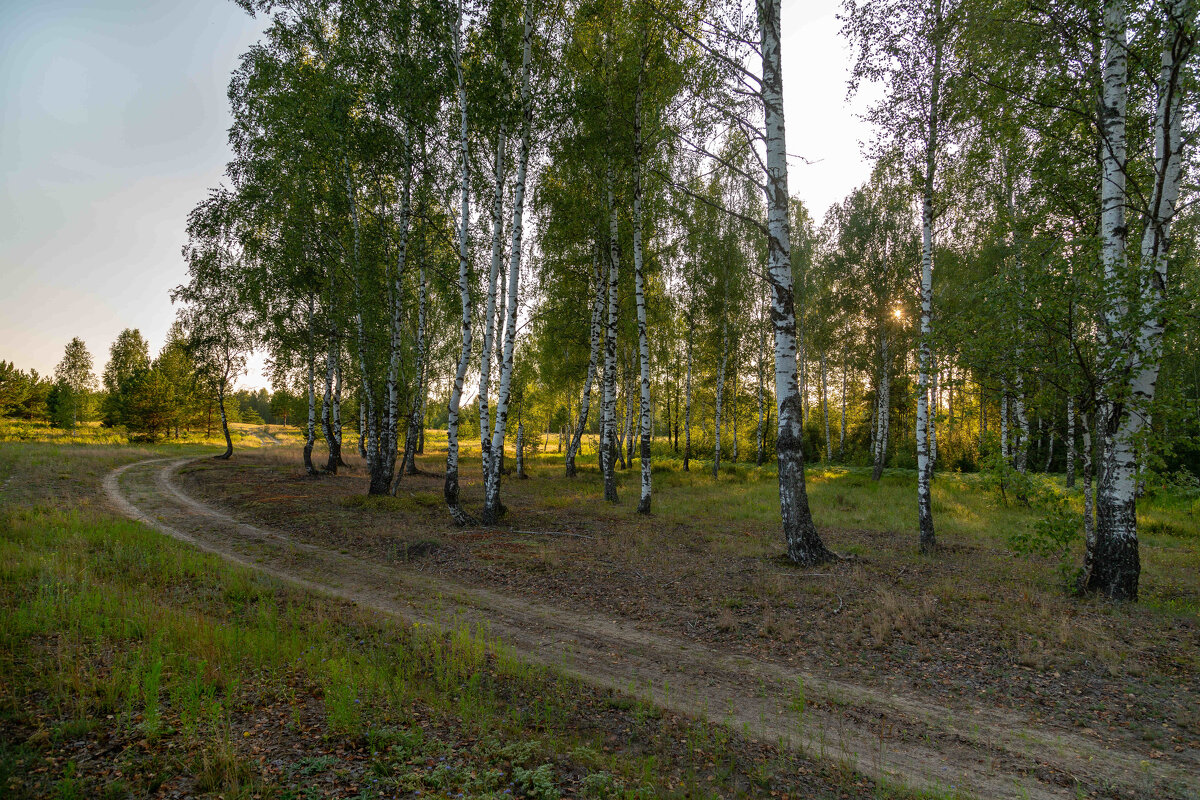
165;0;1200;598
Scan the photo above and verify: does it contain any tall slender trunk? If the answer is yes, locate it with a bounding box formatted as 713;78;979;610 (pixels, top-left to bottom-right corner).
623;383;634;469
1066;395;1077;487
731;359;739;464
601;176;620;503
915;0;942;554
759;0;831;565
839;352;847;460
404;264;427;476
304;300;318;477
516;421;527;479
217;383;233;460
567;253;604;477
714;324;728;479
929;352;938;468
632;72;652;513
380;148;411;495
821;351;830;463
333;364;345;466
1089;0;1193;600
1081;407;1095;580
756;305;766;466
445;9;475;526
872;332;889;481
480;127;507;492
358;398;367;458
322;329;339;473
417;392;425;454
1000;392;1010;461
484;0;534;523
1013;376;1029;473
684;315;693;472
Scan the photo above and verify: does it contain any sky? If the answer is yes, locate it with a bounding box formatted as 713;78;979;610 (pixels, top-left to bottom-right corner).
0;0;875;390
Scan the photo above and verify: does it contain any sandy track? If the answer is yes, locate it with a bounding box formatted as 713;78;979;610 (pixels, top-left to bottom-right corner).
103;456;1197;800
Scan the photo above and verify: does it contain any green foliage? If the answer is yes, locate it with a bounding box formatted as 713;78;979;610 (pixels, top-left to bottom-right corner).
981;449;1082;589
512;763;560;800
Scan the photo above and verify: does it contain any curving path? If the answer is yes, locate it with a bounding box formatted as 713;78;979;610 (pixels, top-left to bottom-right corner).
104;456;1197;800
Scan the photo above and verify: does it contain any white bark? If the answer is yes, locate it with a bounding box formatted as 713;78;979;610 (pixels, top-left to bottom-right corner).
631;72;652;512
1000;392;1010;462
821;351;830;463
484;0;534;524
1013;376;1029;473
479;127;507;489
915;0;942;553
1066;395;1077;487
929;353;938;467
601;175;620;502
839;353;847;460
759;0;830;564
684;315;693;471
714;324;728;479
1090;0;1193;599
872;332;889;481
445;5;474;525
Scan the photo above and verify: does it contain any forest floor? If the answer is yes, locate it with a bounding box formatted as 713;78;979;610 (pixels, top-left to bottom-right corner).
99;436;1200;798
2;440;956;800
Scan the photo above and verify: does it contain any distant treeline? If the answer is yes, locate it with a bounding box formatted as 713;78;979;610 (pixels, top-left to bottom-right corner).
0;329;316;441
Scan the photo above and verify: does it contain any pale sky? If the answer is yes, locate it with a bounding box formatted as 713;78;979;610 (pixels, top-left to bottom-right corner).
0;0;875;389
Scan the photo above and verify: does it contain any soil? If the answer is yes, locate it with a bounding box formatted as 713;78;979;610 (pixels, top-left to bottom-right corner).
106;452;1200;800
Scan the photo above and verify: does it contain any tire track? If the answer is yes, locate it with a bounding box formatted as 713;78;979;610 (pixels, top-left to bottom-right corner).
103;456;1197;800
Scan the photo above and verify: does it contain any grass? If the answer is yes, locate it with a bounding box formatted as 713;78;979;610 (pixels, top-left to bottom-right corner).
0;436;958;799
180;426;1200;771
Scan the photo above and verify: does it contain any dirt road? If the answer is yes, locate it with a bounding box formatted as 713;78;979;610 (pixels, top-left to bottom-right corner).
104;456;1197;800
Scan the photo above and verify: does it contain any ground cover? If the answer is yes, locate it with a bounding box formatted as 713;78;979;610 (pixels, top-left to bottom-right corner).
1;439;951;800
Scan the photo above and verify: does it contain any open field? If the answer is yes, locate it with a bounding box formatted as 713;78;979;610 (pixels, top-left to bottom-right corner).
3;438;983;800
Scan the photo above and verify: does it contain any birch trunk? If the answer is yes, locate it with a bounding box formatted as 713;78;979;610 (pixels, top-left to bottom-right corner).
872;333;889;481
759;0;831;565
479;128;507;491
333;364;345;467
566;253;604;477
358;399;367;457
444;9;474;525
516;421;527;479
929;353;938;468
632;74;652;512
1081;408;1095;580
380;149;410;495
1013;377;1029;474
915;0;942;554
217;384;233;460
732;363;739;464
601;177;620;502
714;324;728;479
1089;0;1192;599
322;329;338;473
756;307;766;466
684;315;693;472
1000;392;1010;462
821;351;830;463
1066;395;1077;487
304;300;318;477
483;0;533;525
839;353;847;460
403;265;427;476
